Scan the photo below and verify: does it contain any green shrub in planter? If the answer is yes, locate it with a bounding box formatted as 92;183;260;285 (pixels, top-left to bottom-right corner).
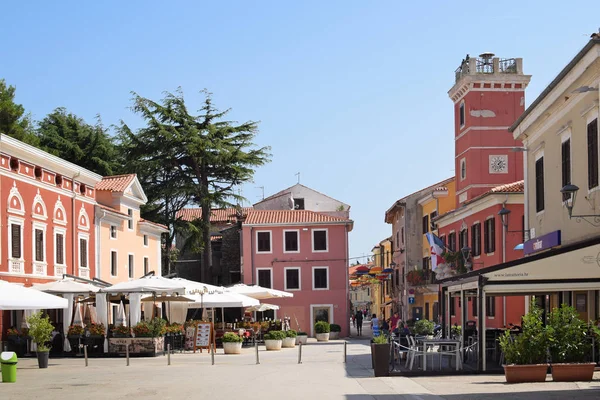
264;330;286;340
414;320;434;336
315;321;330;334
547;304;599;363
499;301;548;365
372;334;388;344
450;325;462;338
222;332;243;343
286;330;297;338
297;331;307;336
330;324;341;332
26;311;53;352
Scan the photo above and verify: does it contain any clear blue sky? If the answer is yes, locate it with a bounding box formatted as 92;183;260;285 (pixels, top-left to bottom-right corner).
2;1;598;262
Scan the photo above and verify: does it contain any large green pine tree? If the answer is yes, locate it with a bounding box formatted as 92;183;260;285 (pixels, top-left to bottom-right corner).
37;107;119;176
0;79;39;145
118;88;271;280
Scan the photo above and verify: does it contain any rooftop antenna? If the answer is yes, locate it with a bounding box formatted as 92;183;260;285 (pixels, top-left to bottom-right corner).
255;186;264;201
295;172;300;184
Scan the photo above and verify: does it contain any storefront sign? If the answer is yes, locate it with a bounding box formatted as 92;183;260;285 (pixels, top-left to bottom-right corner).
524;230;561;255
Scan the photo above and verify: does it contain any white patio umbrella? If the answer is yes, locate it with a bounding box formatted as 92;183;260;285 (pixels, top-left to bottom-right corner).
0;280;68;310
33;278;101;294
72;303;84;327
246;303;280;312
228;283;293;300
170;277;224;294
101;275;186;294
116;301;127;327
188;292;259;330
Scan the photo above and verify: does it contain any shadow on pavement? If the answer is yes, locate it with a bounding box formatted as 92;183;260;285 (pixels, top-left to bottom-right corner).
346;388;600;400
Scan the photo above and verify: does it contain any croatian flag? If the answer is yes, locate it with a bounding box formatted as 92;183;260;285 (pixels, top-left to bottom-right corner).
425;232;445;271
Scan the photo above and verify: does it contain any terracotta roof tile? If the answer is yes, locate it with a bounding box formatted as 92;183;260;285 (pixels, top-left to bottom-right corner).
436;180;524;221
244;209;351;225
177;207;252;223
96;174;136;192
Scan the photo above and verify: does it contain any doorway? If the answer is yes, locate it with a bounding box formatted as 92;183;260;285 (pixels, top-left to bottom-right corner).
311;305;333;336
412;307;423;321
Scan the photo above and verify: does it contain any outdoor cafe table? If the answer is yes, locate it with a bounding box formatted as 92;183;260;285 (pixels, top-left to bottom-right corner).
419;338;462;371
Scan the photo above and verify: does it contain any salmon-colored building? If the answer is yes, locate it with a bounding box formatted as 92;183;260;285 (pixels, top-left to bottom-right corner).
241;209;353;337
0;134;102;334
436;54;531;328
94;174;168;284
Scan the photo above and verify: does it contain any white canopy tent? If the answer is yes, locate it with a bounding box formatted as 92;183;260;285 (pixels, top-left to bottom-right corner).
33;278;101;294
171;277;224;295
246;303;280;312
188;291;260;329
0;280;68;310
228;283;293;300
101;276;186;294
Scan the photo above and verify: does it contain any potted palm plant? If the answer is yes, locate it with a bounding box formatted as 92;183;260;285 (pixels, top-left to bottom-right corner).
296;331;308;345
329;324;341;340
282;330;297;348
499;301;548;383
264;330;285;350
222;332;243;354
315;321;330;342
547;304;599;381
26;312;54;369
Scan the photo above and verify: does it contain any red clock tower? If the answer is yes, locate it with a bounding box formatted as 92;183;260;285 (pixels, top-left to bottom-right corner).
449;53;531;206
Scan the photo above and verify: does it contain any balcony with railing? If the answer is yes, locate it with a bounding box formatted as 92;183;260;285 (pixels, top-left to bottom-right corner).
454;53;522;83
54;265;67;277
9;259;24;274
32;262;47;276
79;268;90;279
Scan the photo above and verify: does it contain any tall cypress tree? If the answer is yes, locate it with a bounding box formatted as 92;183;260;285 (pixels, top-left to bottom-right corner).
0;79;38;145
118;88;271;280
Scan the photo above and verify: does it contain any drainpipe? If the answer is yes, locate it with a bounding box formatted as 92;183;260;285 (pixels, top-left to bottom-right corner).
71;172;80;275
522;139;530;313
345;222;350;337
502;197;507;327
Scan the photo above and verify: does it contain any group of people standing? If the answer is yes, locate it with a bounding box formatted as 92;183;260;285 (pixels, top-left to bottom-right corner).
352;310;410;338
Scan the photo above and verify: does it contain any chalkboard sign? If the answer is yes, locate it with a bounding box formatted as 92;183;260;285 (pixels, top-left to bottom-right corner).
193;322;214;353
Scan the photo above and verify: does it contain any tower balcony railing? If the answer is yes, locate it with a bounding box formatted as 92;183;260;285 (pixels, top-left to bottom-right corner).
455;56;522;83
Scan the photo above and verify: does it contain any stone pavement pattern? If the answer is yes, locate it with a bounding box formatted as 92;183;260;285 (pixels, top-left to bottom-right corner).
1;322;599;400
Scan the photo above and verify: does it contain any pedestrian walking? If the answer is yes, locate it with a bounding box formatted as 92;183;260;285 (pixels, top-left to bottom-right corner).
352;313;356;328
355;310;363;336
371;314;380;337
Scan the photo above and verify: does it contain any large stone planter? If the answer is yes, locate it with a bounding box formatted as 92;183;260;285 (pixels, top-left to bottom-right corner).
329;332;340;340
265;339;282;351
282;337;296;348
109;337;165;357
372;343;390;377
296;335;308;345
315;333;330;342
223;342;243;354
504;364;548;383
551;363;596;382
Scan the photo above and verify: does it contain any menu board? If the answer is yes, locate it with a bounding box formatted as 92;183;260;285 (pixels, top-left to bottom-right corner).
185;327;196;350
193;322;214;353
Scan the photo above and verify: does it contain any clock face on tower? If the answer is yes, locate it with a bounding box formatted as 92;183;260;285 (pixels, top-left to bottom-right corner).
489;155;508;174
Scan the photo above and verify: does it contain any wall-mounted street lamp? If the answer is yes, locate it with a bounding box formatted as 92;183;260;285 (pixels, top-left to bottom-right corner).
498;206;530;240
461;245;472;271
560;184;600;227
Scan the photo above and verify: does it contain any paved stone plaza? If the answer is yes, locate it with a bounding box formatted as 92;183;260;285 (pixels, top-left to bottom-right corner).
2;327;600;400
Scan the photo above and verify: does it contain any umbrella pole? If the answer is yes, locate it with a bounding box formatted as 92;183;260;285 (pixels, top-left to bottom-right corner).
221;307;225;331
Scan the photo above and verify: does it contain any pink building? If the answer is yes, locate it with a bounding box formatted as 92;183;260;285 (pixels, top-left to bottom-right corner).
241;209;353;337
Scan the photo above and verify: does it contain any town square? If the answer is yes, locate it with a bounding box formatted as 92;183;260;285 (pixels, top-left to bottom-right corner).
1;1;600;399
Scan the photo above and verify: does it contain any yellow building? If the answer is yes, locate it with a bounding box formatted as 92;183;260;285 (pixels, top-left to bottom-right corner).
414;179;456;322
370;238;394;320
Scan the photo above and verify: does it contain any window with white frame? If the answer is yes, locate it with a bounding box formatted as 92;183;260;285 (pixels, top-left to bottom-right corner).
284;267;301;291
312;267;329;290
460;158;467;180
284;230;299;253
79;235;88;268
9;220;23;259
54;229;66;265
127;208;133;230
143;234;149;247
111;251;118;276
459;101;465;128
34;227;45;262
128;254;134;278
257;268;272;288
144;257;149;275
256;231;271;253
110;225;117;239
312;229;328;252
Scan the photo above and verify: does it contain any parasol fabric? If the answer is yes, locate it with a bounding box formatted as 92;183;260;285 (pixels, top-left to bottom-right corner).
227;283;293;300
0;280;68;310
